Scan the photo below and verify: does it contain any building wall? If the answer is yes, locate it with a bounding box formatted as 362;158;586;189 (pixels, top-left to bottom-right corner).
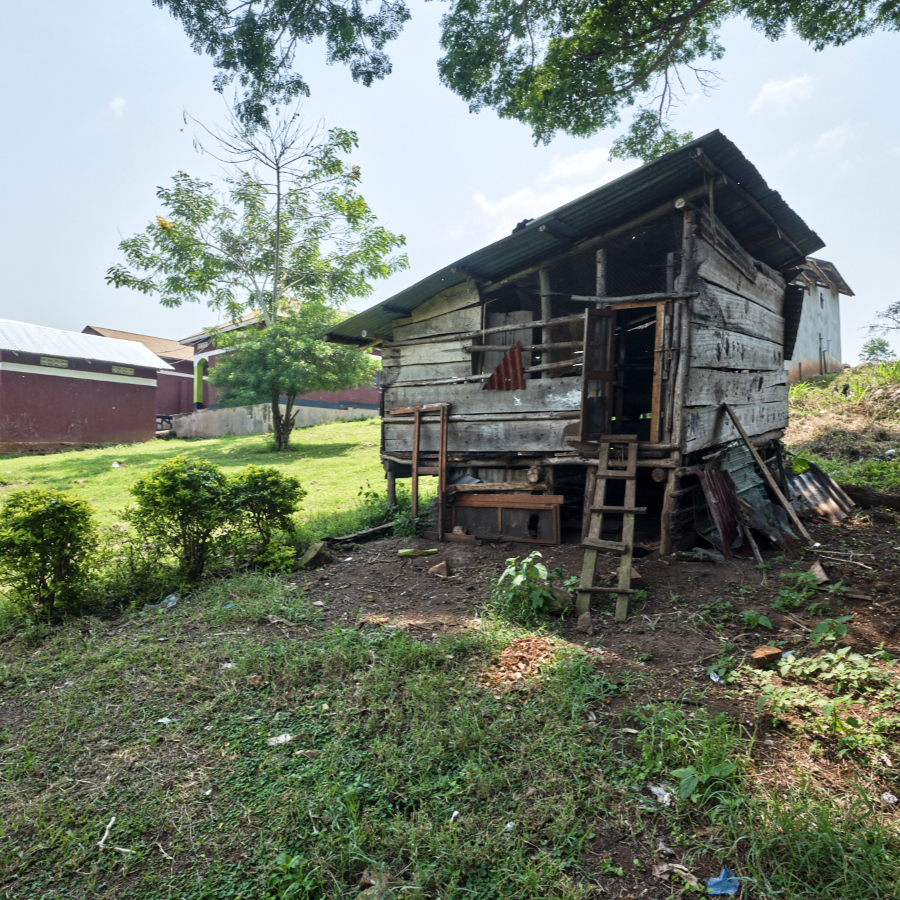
172;401;377;438
785;284;843;382
0;351;157;443
156;360;195;415
191;341;381;409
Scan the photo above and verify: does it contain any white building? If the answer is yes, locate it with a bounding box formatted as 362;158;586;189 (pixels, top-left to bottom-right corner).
784;258;853;383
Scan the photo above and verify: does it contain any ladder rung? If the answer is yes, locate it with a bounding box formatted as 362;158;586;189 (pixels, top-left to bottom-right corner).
595;470;636;480
582;537;630;552
590;505;646;514
578;586;636;595
416;467;441;475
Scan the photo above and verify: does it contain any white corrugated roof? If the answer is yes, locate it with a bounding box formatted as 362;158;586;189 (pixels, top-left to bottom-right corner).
0;319;173;370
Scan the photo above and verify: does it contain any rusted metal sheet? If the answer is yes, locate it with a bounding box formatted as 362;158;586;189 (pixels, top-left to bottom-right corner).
482;341;525;390
787;461;855;524
698;440;801;550
696;469;747;558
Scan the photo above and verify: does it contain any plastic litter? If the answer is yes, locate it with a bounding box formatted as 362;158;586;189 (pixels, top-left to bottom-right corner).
397;548;439;557
266;733;296;746
221;663;234;670
710;671;722;683
156;717;173;725
707;868;740;895
223;603;234;609
647;783;672;806
883;792;899;805
503;821;515;832
653;863;700;888
450;810;460;824
143;594;179;612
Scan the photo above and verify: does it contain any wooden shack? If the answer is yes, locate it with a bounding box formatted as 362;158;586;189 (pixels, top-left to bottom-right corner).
324;132;828;615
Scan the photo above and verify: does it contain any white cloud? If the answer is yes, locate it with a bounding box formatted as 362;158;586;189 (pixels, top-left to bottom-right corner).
471;147;637;241
109;97;126;116
814;123;853;154
748;75;815;115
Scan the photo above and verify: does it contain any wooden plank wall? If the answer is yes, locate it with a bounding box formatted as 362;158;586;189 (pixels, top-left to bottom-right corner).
684;228;789;454
382;275;581;452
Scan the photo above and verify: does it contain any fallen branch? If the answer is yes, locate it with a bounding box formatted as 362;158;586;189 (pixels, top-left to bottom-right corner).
97;816;116;850
327;522;393;544
839;482;900;511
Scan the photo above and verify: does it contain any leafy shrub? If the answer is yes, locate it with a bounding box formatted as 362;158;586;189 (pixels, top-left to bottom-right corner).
126;456;232;581
489;551;572;624
229;464;306;551
0;488;97;620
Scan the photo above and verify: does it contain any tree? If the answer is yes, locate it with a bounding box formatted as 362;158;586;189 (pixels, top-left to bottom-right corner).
155;1;900;145
207;301;381;450
107;110;408;325
859;337;896;363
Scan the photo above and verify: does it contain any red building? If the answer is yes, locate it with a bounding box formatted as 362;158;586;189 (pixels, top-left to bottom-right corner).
83;326;195;415
179;314;381;411
0;318;171;445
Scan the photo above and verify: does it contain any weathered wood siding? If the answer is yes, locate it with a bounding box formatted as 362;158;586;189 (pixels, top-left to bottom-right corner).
684;230;788;454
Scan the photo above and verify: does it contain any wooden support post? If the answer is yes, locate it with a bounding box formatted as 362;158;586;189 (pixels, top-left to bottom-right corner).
658;456;681;557
721;402;812;543
411;409;420;520
595;248;607;304
386;469;397;507
539;268;552;378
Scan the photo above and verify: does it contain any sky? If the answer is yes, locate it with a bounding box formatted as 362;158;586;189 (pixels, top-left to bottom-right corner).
2;2;899;361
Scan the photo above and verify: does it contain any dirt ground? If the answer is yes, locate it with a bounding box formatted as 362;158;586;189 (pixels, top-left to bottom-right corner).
297;513;900;825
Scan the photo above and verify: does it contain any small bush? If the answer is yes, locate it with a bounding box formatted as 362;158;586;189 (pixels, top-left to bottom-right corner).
229;464;306;551
126;456;232;581
489;551;573;624
0;488;97;620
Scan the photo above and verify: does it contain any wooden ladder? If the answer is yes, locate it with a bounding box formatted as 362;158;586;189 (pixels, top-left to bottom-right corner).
576;436;645;622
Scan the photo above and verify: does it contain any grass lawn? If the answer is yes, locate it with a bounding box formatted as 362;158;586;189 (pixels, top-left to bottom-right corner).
0;419;389;536
2;572;897;899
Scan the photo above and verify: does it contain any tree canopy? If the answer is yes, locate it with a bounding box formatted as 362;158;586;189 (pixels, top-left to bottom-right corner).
155;1;900;143
107;113;407;324
207;302;380;449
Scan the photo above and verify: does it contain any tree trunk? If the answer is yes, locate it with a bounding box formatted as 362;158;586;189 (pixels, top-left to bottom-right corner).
272;393;287;451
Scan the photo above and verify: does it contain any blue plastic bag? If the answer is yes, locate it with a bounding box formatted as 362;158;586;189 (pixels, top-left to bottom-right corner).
707;868;740;895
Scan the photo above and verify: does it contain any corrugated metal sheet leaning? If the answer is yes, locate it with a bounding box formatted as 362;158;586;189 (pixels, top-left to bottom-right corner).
0;319;173;370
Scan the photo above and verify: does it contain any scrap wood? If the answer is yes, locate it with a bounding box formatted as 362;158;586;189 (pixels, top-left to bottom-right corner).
480;637;556;685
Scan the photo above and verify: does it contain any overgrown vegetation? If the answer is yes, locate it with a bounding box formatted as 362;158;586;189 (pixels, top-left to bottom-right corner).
786;362;900;489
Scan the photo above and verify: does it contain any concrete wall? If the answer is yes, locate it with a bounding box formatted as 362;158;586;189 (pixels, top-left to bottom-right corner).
172;401;377;438
785;283;843;383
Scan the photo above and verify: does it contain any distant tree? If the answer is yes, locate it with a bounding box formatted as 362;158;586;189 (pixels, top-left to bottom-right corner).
207;302;380;450
155;1;900;148
107;108;407;325
859;337;896;363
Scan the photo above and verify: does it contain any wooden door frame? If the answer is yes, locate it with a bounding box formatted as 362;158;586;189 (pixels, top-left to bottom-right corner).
592;300;667;445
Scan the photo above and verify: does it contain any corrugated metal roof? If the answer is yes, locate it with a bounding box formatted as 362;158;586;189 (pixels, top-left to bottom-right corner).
326;130;826;344
0;319;173;369
83;326;194;362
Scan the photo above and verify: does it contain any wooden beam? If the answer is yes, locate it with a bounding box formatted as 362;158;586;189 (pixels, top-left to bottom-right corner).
564;292;698;304
451;265;485;283
463;341;583;353
689;148;807;262
386;313;585;348
481;180;723;295
721;402;812;543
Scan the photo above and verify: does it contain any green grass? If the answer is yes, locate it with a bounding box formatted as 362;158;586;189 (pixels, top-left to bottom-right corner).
0;419;393;536
2;576;897;899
